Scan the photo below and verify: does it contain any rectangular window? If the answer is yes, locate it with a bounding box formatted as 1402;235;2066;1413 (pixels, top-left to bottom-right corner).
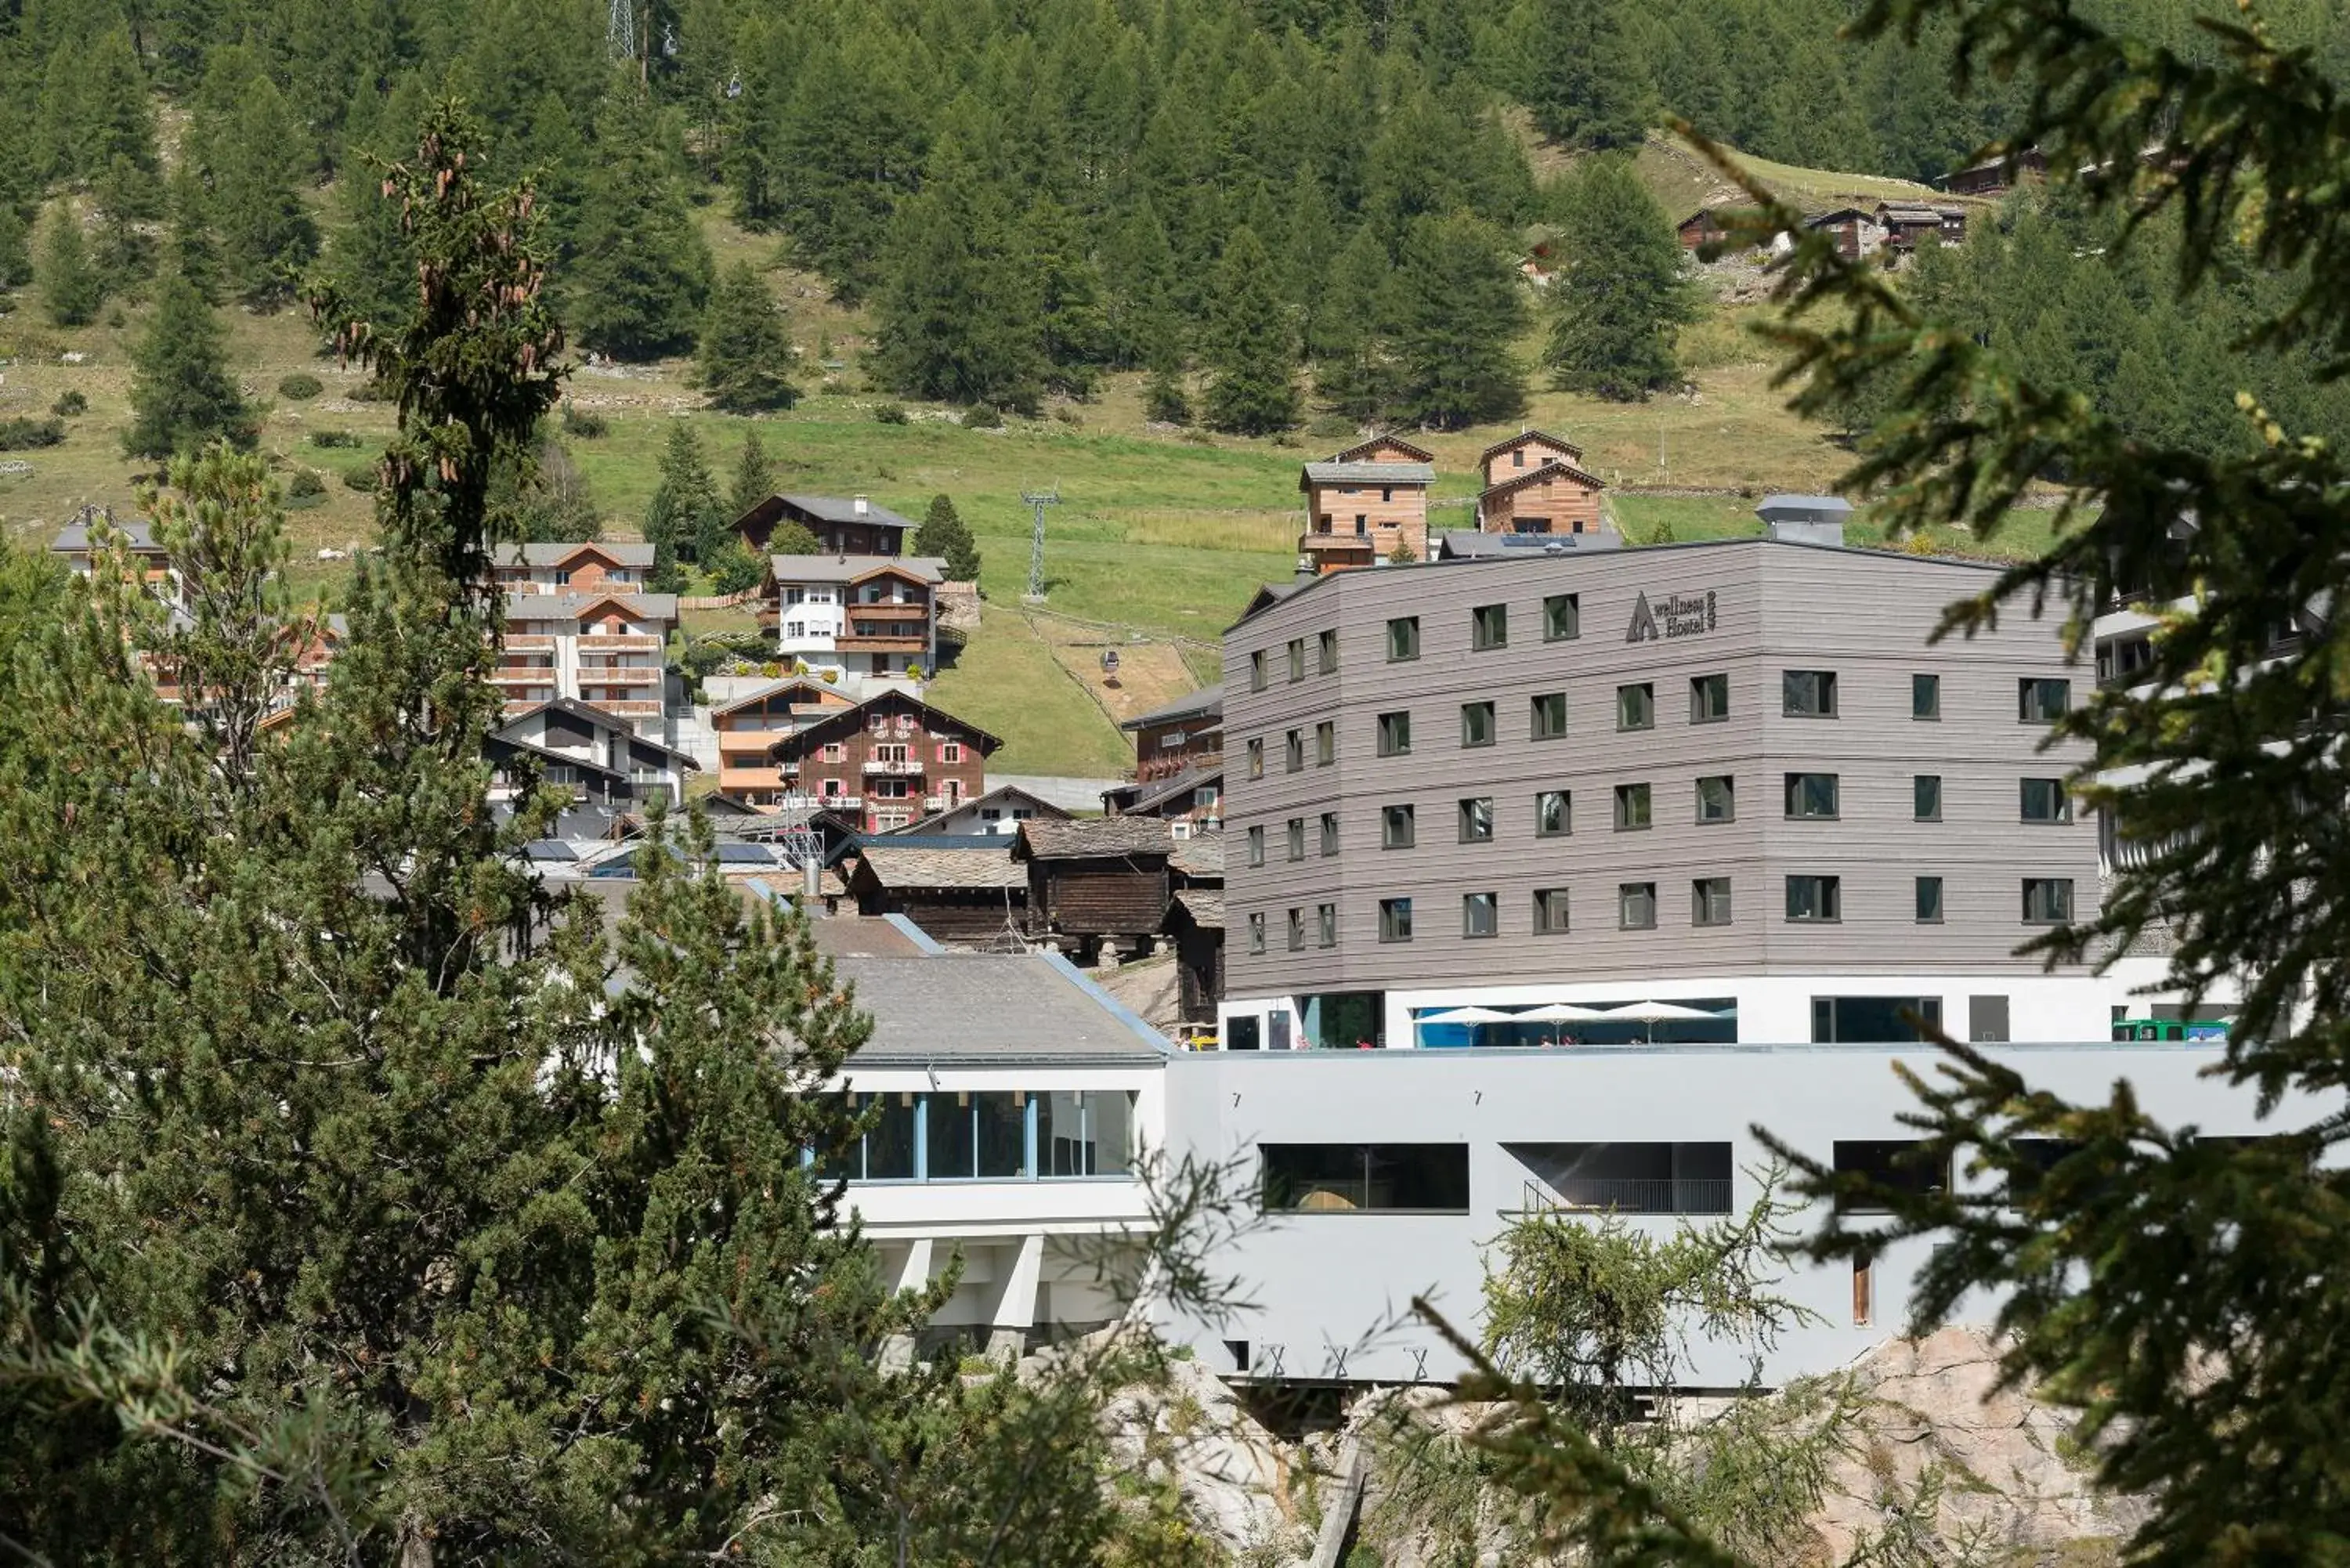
1690;673;1729;723
2023;877;2074;923
1832;1140;1952;1212
1916;875;1944;923
1379;898;1413;942
1696;775;1734;824
1784;772;1840;819
2020;778;2071;822
1314;721;1335;766
1386;616;1420;662
1514;1141;1734;1215
1318;903;1336;948
1462;891;1498;938
1786;874;1842;922
1260;1144;1470;1213
1614;782;1651;830
1458;797;1494;843
1534;887;1571;934
1912;673;1940;720
1472;603;1508;650
1319;811;1339;857
1693;877;1732;927
1377;711;1411;757
1249;651;1267;692
1286;638;1305;682
1616;682;1655;732
1813;998;1943;1046
1286;818;1305;861
1039;1089;1136;1177
1285;729;1304;772
1618;881;1658;930
1783;670;1838;717
1381;803;1415;849
1247;826;1265;866
2019;677;2070;723
1460;701;1496;748
1246;738;1264;779
1531;692;1568;739
941;742;964;764
1543;593;1581;641
1317;628;1337;674
1248;913;1265;954
1535;789;1571;837
1286;908;1305;951
1914;775;1943;822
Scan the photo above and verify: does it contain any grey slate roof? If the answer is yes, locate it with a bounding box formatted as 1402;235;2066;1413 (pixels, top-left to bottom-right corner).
1119;682;1223;731
898;784;1070;835
51;519;162;554
833;953;1168;1063
1300;461;1437;487
1170;830;1224;883
854;844;1025;891
1171;887;1224;927
781;494;918;530
497;541;656;567
1123;763;1224;817
765;554;946;584
1016;818;1174;860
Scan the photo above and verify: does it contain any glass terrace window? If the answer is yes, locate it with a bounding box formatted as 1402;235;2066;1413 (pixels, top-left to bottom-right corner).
1249;650;1267;692
1260;1144;1470;1213
1535;789;1571;837
2023;877;2074;923
1287;908;1305;951
1696;775;1734;823
1320;812;1339;856
1458;797;1494;843
1286;638;1305;682
1534;887;1570;934
1544;593;1581;641
1318;903;1336;948
2020;778;2071;822
1248;913;1265;953
1616;682;1654;732
1314;721;1335;765
1614;782;1651;829
1912;673;1940;719
1786;874;1842;922
1914;775;1943;822
1377;710;1412;756
1531;692;1568;739
1916;875;1944;923
1382;803;1415;848
1386;616;1420;662
1462;891;1498;938
1246;738;1264;779
1693;877;1732;927
1246;826;1264;866
1690;673;1729;723
1039;1090;1135;1176
1784;670;1838;717
1318;628;1338;674
1286;818;1305;861
1379;898;1414;942
2019;677;2071;723
1472;603;1508;650
1461;701;1496;747
1784;772;1840;819
1618;882;1657;930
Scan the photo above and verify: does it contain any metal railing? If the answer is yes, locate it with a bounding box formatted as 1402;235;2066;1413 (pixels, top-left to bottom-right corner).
1520;1178;1733;1216
862;758;923;775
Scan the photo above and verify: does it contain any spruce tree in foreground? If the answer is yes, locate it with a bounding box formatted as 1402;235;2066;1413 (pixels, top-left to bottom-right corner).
122;270;257;458
698;260;800;410
38;204;102;327
1202;226;1299;435
914;491;982;580
1545;155;1695;401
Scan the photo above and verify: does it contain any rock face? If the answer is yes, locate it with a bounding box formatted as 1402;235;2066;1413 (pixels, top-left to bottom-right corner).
1102;1353;1329;1563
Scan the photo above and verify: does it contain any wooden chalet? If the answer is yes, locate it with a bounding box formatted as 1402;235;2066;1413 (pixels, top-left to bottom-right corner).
1676;208;1730;251
733;493;918;557
1013;818;1177;959
1806;207;1889;261
1939;146;2046;197
1875;202;1967;252
1118;683;1223;782
492;540;654;597
770;688;1000;833
895;782;1071;838
845;844;1029;944
708;677;857;807
1165;888;1224;1025
1475;455;1607;537
1296;437;1435;573
1478;429;1588;490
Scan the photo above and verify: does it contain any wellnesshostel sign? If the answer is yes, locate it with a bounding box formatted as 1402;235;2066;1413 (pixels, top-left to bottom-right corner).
1625;589;1718;643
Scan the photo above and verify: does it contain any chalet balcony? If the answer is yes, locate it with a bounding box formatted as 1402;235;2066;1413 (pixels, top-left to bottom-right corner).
844;600;929;620
840;632;927;654
577;633;663;652
576;666;663;686
581;698;663;720
922;794;947;811
862;758;926;776
491;667;557;687
503;634;555;652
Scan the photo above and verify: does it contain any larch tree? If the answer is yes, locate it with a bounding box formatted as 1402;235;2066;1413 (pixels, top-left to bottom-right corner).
37;204;102;327
1312;226;1399;425
1545;155;1696;400
1522;0;1654;151
1202;226;1300;435
121;270;257;458
642;421;727;580
206;74;320;308
870;150;1046;413
728;425;777;522
1389;211;1528;430
697;260;801;411
566;89;714;361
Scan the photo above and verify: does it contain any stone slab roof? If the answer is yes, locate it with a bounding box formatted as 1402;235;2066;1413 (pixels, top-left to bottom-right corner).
1015;818;1174;861
834;952;1167;1063
854;844;1025;891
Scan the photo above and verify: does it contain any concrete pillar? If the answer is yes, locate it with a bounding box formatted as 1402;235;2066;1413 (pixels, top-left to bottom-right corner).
982;1234;1044;1363
880;1238;934;1373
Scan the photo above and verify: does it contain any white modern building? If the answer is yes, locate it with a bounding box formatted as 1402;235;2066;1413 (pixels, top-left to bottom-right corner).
761;555;946;678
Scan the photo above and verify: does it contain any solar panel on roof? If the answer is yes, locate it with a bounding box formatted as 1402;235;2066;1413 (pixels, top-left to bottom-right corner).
524;840;580;861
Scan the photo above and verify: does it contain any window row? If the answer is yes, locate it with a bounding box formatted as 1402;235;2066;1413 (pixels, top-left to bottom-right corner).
1383;597;1585;663
814;1089;1136;1182
1249;630;1342;689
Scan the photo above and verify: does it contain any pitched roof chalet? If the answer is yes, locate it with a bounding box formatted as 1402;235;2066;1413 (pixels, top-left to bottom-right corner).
851;844;1025;891
1014;817;1174;861
897;783;1071;836
501;590;679;621
1478;455;1607;499
1477;429;1585;468
1300;460;1437;490
776;493;919;530
1332;434;1436;463
1119;682;1223;731
708;677;855;721
496;540;656;568
772;689;1003;756
1121;763;1224;817
51;518;164;554
500;699;701;767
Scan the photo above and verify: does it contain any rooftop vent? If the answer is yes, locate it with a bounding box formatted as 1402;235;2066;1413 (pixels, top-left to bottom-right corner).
1754;493;1853;548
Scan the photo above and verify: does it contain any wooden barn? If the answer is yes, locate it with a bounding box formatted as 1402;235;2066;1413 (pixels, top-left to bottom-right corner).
1013;818;1176;959
1165;888;1224;1026
844;844;1029;945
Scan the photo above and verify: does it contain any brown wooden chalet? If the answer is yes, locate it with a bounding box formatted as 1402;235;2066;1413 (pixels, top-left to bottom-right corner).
845;844;1029;944
1013;818;1176;959
733;493;918;557
1677;209;1730;251
1477;429;1584;489
1475;445;1607;537
1806;207;1889;261
769;689;1000;833
1296;436;1435;573
709;677;856;807
1940;146;2045;197
1875;202;1967;252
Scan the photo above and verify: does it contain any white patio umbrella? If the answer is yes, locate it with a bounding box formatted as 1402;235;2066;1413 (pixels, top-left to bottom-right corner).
1520;1003;1611;1023
1599;1000;1723;1042
1417;1006;1520;1024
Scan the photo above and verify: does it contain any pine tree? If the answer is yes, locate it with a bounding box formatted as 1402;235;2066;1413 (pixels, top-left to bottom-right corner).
1545;156;1695;400
1025;196;1112;396
208;75;320;308
1523;0;1654;151
37;204;103;327
123;271;258;458
728;426;777;522
914;493;982;580
1312;226;1398;423
566;90;715;361
696;262;801;411
870;154;1046;412
1389;212;1528;429
89;155;162;294
0;204;30;294
163;165;225;305
1202;226;1299;435
643;421;726;575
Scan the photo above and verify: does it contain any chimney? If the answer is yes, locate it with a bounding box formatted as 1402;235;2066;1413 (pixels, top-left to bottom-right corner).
803;853;822;902
851;493;870;516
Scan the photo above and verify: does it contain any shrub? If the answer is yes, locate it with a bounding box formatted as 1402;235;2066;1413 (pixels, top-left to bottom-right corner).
346;379;389;403
309;428;360;449
904;663;924;681
51;391;86;417
872;403;909;425
1305;412;1356;439
761;661;783;677
962;403;1003;429
286;469;326;498
341;465;380;493
0;416;64;450
1051;405;1082;428
277;372;323;401
559;403;608;439
820;667;838;683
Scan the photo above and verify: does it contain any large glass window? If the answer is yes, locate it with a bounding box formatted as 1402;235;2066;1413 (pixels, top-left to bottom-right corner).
1812;997;1942;1044
1040;1090;1135;1176
1512;1141;1733;1215
1458;797;1494;843
1784;670;1838;717
1784;772;1840;819
2023;877;2074;923
925;1091;978;1178
1382;803;1415;849
1833;1140;1951;1211
1531;692;1568;739
1614;782;1652;829
1261;1144;1471;1212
